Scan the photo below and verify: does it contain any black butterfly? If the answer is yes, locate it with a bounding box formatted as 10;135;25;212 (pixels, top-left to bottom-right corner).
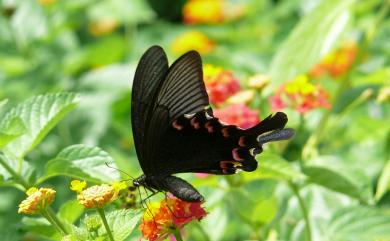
131;46;294;202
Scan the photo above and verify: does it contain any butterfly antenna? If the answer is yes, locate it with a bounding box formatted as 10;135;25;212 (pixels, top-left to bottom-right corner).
105;162;135;180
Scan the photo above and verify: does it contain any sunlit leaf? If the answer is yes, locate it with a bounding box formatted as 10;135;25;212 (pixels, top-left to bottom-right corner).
323;207;390;241
303;156;372;202
41;144;120;183
100;209;142;241
2;93;79;158
269;0;354;85
0;117;26;149
254;152;306;181
375;159;390;201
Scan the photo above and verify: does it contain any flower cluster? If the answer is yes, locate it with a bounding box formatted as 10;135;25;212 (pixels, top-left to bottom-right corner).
139;196;207;241
214;104;260;129
269;75;330;114
71;180;126;209
171;31;214;56
310;41;358;78
18;187;56;214
182;0;245;25
203;64;240;105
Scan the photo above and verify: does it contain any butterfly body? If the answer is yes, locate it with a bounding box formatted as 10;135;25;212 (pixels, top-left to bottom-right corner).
131;46;294;202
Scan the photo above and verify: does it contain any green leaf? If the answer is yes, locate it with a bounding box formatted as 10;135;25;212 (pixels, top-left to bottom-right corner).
303;156;372;202
323;207;390;241
253;152;306;181
0;117;26;149
269;0;354;85
2;93;79;158
100;209;142;241
58;200;85;224
21;217;60;241
41;144;120;183
375;159;390;201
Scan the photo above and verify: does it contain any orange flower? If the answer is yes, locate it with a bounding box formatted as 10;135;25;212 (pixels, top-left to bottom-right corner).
214;104;260;129
310;41;358;78
183;0;224;24
139;196;207;241
203;64;240;105
18;187;56;214
171;31;214;56
269;75;330;114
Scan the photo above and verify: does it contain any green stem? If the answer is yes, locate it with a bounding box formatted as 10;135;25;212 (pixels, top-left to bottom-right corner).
41;209;66;236
172;229;184;241
193;222;210;241
288;182;312;241
47;207;69;235
0;153;29;189
97;208;115;241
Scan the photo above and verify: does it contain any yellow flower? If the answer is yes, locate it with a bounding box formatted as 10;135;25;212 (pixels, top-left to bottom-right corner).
77;184;115;209
70;180;87;193
112;181;127;193
88;18;119;37
171;31;214;56
248;74;270;89
183;0;223;24
18;188;56;214
203;64;223;82
285;75;315;95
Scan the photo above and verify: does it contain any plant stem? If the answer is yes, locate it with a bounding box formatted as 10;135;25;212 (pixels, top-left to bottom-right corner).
172;229;184;241
288;182;312;241
193;222;210;241
41;209;66;236
0;153;29;189
97;207;115;241
47;207;69;235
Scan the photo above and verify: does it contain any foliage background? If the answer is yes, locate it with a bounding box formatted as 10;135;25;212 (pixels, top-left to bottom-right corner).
0;0;390;240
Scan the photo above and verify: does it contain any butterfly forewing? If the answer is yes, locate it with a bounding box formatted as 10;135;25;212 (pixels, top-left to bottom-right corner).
131;46;168;173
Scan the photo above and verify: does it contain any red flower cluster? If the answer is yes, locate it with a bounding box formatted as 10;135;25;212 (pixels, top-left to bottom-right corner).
139;196;207;241
269;75;330;114
310;41;358;78
203;64;240;105
214;103;260;129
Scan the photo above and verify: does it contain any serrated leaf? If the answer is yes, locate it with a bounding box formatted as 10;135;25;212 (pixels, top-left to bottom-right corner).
323;207;390;241
2;93;79;158
255;152;306;181
269;0;354;85
100;209;142;241
0;117;26;149
58;200;84;224
41;144;120;183
303;156;372;202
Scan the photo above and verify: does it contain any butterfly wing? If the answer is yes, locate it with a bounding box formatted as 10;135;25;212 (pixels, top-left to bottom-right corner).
140;50;209;175
131;46;169;173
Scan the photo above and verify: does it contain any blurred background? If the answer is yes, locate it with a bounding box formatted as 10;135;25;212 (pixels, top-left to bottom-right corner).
1;0;390;240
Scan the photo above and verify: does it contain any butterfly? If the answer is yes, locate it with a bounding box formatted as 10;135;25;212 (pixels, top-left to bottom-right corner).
131;46;294;202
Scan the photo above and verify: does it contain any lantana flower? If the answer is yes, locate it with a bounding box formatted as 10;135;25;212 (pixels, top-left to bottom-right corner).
139;196;207;241
182;0;245;25
203;64;240;105
18;187;56;214
310;41;358;78
71;180;126;209
183;0;224;24
171;31;214;56
214;104;260;129
269;75;331;114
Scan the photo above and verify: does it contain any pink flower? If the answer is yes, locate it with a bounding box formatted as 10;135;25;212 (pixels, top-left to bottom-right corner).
214;104;260;129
